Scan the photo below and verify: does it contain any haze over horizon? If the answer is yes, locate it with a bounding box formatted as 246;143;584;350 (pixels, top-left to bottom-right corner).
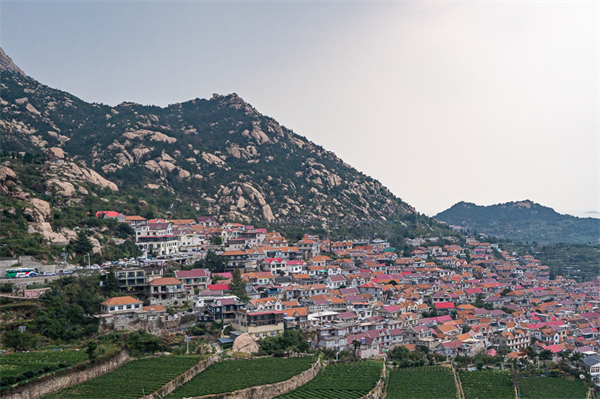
1;1;598;218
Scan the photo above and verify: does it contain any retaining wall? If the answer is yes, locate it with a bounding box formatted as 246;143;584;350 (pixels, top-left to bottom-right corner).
189;358;322;399
359;361;386;399
141;354;219;399
4;350;131;399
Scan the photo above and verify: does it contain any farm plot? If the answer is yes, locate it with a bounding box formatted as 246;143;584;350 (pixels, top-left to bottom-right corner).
386;366;457;399
47;356;199;399
519;376;588;399
1;350;88;389
167;356;315;399
460;370;514;399
277;361;382;399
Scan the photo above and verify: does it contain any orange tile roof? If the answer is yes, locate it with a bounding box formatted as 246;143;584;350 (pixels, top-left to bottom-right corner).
143;305;166;313
150;277;182;286
102;296;142;306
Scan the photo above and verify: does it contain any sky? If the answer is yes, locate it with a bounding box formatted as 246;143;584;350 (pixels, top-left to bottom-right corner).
1;1;598;217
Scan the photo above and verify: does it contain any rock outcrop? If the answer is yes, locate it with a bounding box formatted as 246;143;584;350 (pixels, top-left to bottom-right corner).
231;333;260;354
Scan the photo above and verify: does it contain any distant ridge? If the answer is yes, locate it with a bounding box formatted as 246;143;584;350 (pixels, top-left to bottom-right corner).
434;200;600;244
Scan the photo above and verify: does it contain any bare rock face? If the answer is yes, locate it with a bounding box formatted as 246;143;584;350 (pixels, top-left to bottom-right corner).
178;168;191;179
202;152;226;167
144;160;162;174
122;129;177;144
27;222;69;245
23;199;52;223
231;333;260;354
262;204;274;222
0;165;17;184
47;147;65;162
46;179;76;197
0;47;26;76
158;160;177;173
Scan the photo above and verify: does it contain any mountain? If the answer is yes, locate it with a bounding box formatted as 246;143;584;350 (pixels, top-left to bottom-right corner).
0;48;451;257
434;200;600;244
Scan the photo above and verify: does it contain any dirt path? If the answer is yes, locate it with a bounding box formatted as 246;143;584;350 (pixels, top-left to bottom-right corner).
451;365;465;399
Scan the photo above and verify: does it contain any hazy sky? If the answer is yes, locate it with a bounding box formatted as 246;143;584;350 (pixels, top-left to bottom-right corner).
1;1;598;217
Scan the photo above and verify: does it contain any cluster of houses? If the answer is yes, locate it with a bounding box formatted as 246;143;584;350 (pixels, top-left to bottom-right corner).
92;212;600;378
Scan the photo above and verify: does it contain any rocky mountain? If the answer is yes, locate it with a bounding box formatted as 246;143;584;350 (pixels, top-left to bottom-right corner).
434;200;600;244
0;47;451;258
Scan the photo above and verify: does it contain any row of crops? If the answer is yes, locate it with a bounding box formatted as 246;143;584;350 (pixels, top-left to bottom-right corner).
46;356;200;399
459;370;515;399
459;370;589;399
385;367;589;399
167;356;315;398
1;349;88;389
386;366;457;399
519;376;589;399
277;361;383;399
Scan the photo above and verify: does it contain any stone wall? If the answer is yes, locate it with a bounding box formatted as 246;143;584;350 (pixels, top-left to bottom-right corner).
4;351;131;399
359;361;386;399
189;358;322;399
140;354;219;399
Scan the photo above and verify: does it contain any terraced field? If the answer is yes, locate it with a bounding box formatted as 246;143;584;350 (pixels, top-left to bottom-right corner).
277;361;382;399
519;376;588;399
46;356;199;399
167;356;315;399
386;366;457;399
1;349;88;390
460;370;514;399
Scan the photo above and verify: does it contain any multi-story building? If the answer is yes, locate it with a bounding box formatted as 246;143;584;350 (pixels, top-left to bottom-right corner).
148;277;186;306
232;309;285;339
175;269;210;292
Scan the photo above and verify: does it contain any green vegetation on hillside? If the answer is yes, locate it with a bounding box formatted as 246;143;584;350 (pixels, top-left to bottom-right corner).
386;366;457;399
519;376;588;399
277;361;382;399
47;356;199;399
435;200;599;245
167;356;314;399
459;370;514;399
504;242;600;282
0;349;88;390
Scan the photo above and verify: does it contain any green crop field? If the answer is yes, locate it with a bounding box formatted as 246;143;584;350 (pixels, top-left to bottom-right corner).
277;361;382;399
386;366;457;399
460;370;514;399
167;356;315;399
519;376;588;399
1;349;88;389
47;356;199;399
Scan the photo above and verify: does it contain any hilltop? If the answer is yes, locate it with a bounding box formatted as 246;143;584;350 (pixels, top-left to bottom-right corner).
0;48;452;258
434;200;600;244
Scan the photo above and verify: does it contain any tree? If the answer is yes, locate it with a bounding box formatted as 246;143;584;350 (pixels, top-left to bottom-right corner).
230;268;249;302
194;251;226;273
2;329;36;351
72;230;93;255
86;341;98;362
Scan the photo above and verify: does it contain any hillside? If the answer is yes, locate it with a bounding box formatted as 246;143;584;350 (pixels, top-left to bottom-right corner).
434;200;600;244
0;48;453;258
